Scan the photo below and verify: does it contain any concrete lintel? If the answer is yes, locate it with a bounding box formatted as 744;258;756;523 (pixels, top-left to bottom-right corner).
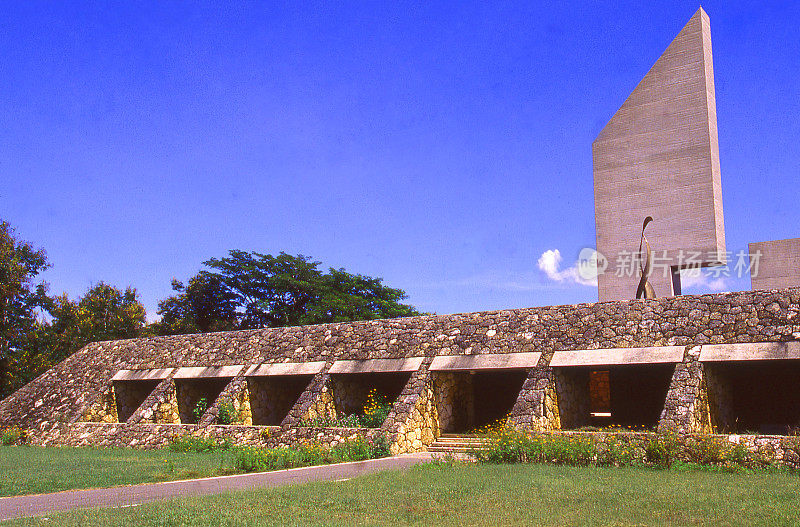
244;361;326;377
699;342;800;362
173;365;243;379
549;346;684;367
111;368;174;382
429;352;541;371
328;357;424;374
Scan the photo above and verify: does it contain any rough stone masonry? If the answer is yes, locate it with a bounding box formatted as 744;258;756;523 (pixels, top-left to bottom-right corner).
2;288;800;455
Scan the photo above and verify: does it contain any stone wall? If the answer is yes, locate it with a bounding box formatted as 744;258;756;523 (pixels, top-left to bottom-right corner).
135;379;180;425
5;288;799;431
384;359;439;454
704;364;735;432
31;422;380;451
197;374;251;426
4;288;800;452
175;378;230;424
82;385;118;423
293;374;337;426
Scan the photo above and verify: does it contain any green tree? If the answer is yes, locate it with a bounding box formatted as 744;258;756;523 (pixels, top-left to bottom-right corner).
155;251;422;334
47;282;148;362
309;267;422;324
0;221;51;397
153;274;238;335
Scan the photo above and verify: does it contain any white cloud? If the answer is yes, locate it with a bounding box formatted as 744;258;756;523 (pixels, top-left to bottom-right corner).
679;267;728;292
538;249;597;287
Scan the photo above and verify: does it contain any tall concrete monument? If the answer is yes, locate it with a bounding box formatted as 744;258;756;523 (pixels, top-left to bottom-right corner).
749;238;800;290
593;7;726;301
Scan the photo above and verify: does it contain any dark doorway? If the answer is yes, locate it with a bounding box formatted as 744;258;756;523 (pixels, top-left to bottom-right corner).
434;369;527;433
247;375;314;425
330;372;410;420
707;361;800;434
556;364;674;430
175;377;231;424
114;380;160;422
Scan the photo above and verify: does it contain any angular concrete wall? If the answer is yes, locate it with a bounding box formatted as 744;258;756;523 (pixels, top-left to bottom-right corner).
594;7;725;301
749;238;800;290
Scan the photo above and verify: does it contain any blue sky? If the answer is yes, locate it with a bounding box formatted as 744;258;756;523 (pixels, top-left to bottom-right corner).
2;1;798;318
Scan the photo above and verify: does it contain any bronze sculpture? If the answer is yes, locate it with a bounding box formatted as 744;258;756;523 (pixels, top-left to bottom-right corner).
636;216;656;299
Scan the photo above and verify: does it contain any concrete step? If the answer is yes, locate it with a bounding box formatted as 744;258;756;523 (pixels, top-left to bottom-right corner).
428;445;490;454
428;434;493;454
432;440;489;446
436;437;489;445
428;443;489;450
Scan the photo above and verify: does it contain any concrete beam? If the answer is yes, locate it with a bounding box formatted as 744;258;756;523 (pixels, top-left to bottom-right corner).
173;366;244;379
429;352;541;371
111;368;174;382
328;357;424;374
244;361;326;377
699;342;800;362
549;346;684;367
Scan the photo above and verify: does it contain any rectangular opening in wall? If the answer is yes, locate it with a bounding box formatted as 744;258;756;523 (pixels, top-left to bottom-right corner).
175;377;232;424
589;370;611;421
433;369;528;434
330;372;411;427
555;364;674;431
113;380;160;422
247;375;314;426
705;360;800;435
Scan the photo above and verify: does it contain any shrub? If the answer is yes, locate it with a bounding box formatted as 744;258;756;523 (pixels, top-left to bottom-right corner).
218;400;235;425
478;430;659;468
359;389;392;428
685;436;727;465
233;438;373;473
469;413;512;436
728;442;749;466
368;432;391;458
168;435;231;452
645;434;678;468
1;427;27;446
300;413;363;428
332;437;371;461
192;398;209;423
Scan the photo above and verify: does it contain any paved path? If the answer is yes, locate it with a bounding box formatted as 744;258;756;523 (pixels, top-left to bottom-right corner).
0;453;434;521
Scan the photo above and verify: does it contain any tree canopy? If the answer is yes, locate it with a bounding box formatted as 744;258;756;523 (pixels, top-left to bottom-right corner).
0;221;51;396
46;282;148;363
154;274;238;335
155;251;422;334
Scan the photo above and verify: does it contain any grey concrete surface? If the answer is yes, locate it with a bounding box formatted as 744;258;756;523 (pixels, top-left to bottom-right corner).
244;361;326;376
429;352;541;371
173;366;245;379
593;7;726;301
749;239;800;290
328;357;424;373
699;342;800;362
549;346;684;367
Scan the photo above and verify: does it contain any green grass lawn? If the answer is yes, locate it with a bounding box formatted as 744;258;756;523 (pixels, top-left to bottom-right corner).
0;446;237;496
8;462;800;526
